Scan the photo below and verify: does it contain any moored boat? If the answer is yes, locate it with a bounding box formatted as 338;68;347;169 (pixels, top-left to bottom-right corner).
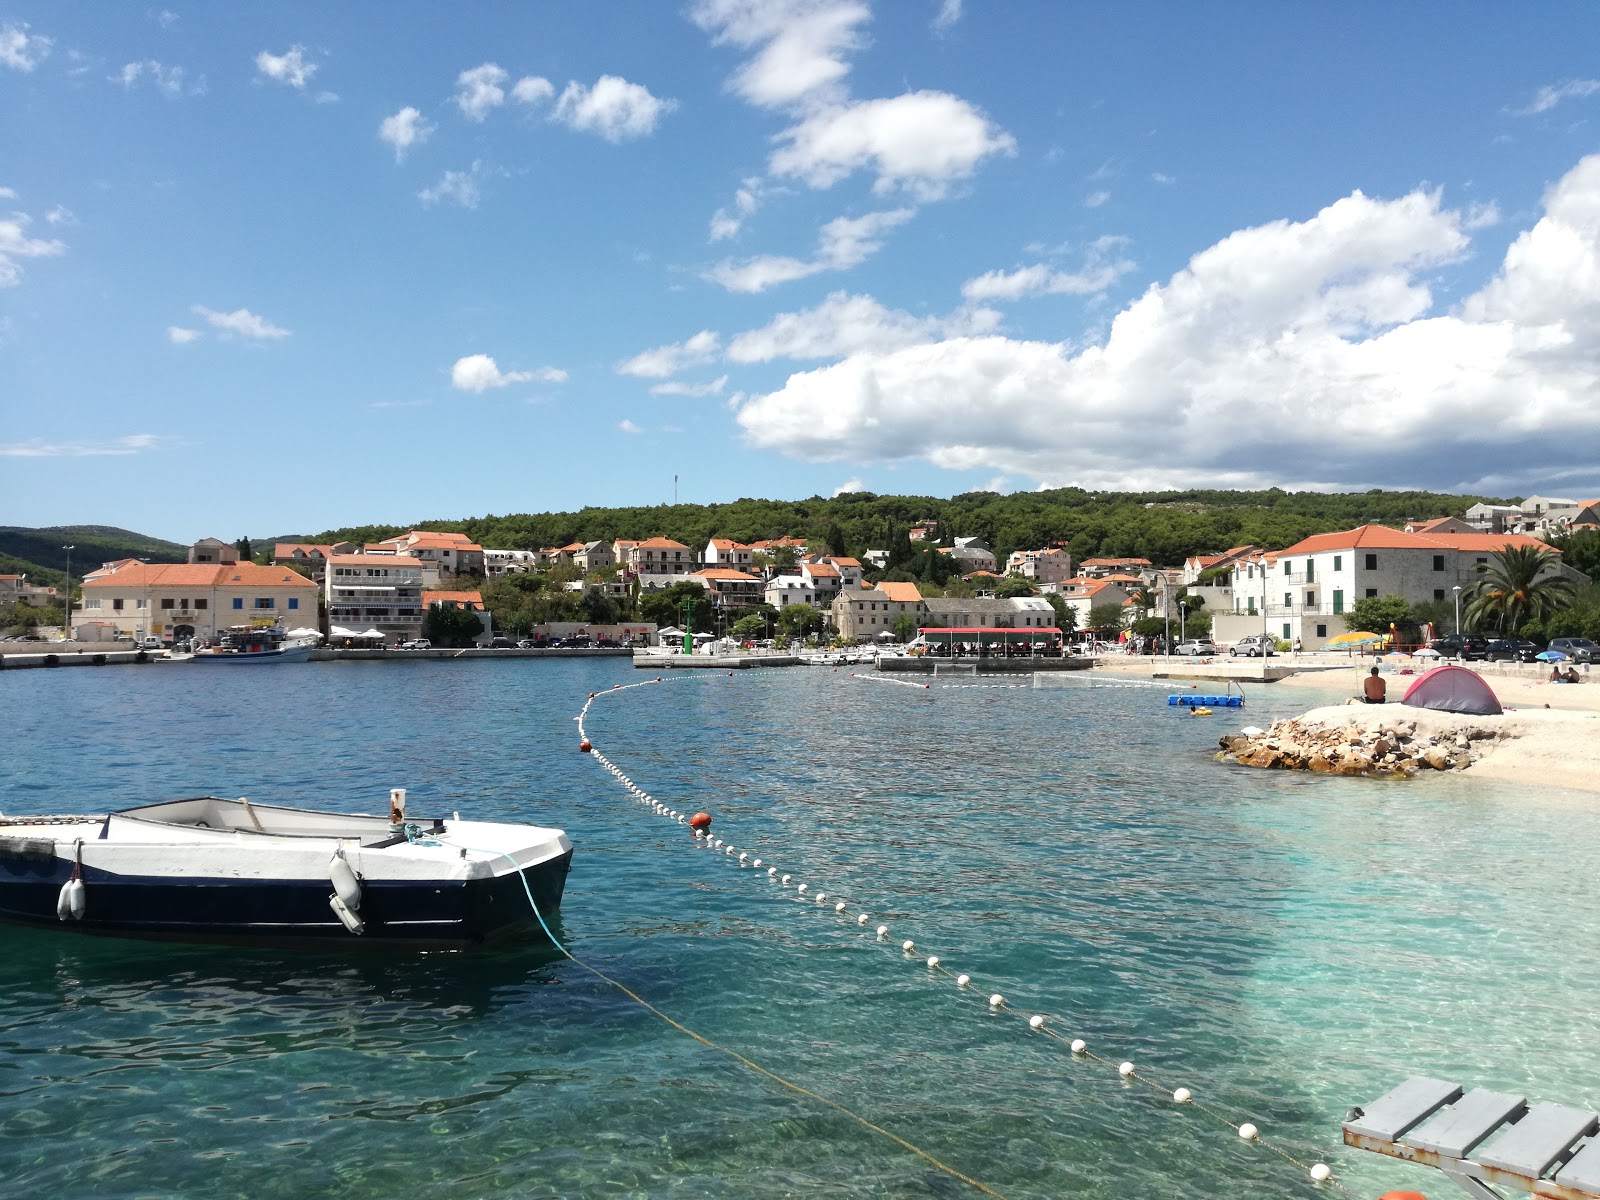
0;791;572;947
190;624;320;663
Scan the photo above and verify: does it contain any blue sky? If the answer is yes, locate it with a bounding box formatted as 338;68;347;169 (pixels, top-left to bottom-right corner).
3;1;1600;543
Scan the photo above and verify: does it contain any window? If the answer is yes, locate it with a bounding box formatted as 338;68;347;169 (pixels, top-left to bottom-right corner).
1333;555;1342;571
1282;623;1291;639
136;599;146;609
1282;561;1290;575
1284;592;1292;608
233;597;244;609
288;598;299;610
194;599;207;610
1306;560;1315;582
1316;623;1327;638
161;598;175;609
254;598;275;610
85;597;101;609
1432;555;1445;571
1332;591;1344;614
1365;588;1377;598
113;598;124;611
1364;553;1377;570
1246;597;1256;615
1434;589;1445;602
1306;592;1316;607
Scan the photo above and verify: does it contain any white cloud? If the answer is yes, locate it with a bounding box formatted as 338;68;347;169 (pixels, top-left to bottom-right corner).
45;205;74;226
1151;171;1175;185
0;21;52;72
932;0;962;32
617;330;722;378
962;236;1137;302
1084;189;1110;208
770;91;1016;198
832;477;867;495
0;187;14;199
379;106;433;162
116;60;190;98
650;375;728;397
0;434;170;458
709;178;764;241
706;206;915;292
419;164;482;209
727;291;1000;362
167;325;201;344
255;45;317;89
192;305;290;340
455;63;508;121
154;10;179;28
618;419;645;434
450;354;564;392
734;163;1600;492
552;76;675;141
1515;79;1600;116
690;0;870;110
512;75;554;105
0;213;66;287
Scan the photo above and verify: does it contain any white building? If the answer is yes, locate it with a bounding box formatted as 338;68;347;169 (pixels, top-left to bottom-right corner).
80;561;319;643
483;549;540;576
703;538;755;571
326;554;425;643
1006;547;1073;584
624;537;695;575
765;575;817;610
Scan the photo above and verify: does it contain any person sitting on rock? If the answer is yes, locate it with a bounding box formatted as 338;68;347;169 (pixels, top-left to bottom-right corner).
1362;666;1387;704
1565;666;1581;683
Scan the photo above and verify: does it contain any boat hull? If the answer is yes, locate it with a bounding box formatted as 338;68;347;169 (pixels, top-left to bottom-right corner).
0;848;572;947
190;643;315;664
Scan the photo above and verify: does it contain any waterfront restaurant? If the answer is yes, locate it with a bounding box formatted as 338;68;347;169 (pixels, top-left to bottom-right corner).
917;626;1067;658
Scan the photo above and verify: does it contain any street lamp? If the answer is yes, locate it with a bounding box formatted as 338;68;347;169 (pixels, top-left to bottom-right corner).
1452;585;1462;636
61;544;74;642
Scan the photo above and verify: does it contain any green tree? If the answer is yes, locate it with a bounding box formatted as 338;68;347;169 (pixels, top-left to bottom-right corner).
771;545;800;571
778;604;823;639
892;612;919;642
1043;592;1076;633
640;581;713;632
580;589;619;625
235;536;253;561
1464;544;1577;634
422;605;484;648
886;527;916;570
1130;616;1167;638
993;575;1037;598
732;613;766;639
1547;528;1600;579
1344;593;1413;635
1086;603;1124;636
824;522;848;557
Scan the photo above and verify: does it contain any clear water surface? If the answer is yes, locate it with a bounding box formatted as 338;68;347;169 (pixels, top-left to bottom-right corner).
1;659;1596;1199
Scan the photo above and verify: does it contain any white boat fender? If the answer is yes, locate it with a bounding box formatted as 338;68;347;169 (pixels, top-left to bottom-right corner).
57;840;86;921
329;847;363;911
329;893;366;934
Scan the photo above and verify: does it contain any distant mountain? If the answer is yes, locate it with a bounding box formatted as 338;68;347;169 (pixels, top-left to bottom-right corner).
0;525;189;582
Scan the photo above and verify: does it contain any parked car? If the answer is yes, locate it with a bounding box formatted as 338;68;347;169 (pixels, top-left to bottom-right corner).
1228;635;1277;658
486;636;515;649
1485;638;1541;662
138;636;164;650
1430;634;1489;660
1548;637;1600;663
400;639;431;650
516;639;536;648
1174;639;1217;656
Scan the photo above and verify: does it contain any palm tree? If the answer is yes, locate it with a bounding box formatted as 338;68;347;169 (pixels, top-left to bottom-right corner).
1463;545;1575;634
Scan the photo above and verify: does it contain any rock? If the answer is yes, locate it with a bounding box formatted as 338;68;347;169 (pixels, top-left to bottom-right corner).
1421;746;1452;770
1373;738;1391;757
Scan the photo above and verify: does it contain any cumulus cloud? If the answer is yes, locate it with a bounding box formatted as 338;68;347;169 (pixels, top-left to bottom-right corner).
0;434;170;458
709;179;764;241
455;63;508;121
0;212;66;287
379;106;432;162
727;291;1000;361
1515;78;1600;116
255;45;317;89
770;91;1016;198
552;76;675;141
735;159;1600;492
512;75;554;105
419;163;491;209
0;21;52;72
650;375;729;397
45;205;74;226
1084;189;1110;208
832;477;867;495
962;236;1137;302
932;0;962;32
116;60;191;97
192;305;290;340
451;354;565;392
618;419;645;434
706;206;915;292
616;330;722;378
167;325;201;344
690;0;870;109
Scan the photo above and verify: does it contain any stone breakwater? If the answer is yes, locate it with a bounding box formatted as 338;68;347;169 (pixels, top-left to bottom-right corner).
1219;711;1511;778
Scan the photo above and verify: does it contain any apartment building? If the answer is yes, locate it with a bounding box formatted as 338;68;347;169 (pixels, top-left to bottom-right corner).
80;561;319;643
326;554;425;643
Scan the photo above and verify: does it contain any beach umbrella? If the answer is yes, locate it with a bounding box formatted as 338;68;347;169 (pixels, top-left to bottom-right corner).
361;628;384;639
286;627;323;640
1326;631;1382;648
329;626;359;638
1413;647;1441;659
1383;651;1408;659
1536;650;1568;661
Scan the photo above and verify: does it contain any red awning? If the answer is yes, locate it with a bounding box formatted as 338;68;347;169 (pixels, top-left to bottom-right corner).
919;627;1063;635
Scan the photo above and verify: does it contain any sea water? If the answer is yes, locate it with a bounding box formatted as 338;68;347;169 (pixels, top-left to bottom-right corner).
1;659;1596;1199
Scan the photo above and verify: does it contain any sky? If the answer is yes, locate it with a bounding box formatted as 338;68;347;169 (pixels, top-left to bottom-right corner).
3;1;1600;543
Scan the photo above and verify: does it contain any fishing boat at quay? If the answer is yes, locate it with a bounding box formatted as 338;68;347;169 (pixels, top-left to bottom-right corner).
188;624;321;663
0;790;572;947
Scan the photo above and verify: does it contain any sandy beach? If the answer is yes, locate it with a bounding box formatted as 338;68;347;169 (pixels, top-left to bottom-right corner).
1091;653;1600;794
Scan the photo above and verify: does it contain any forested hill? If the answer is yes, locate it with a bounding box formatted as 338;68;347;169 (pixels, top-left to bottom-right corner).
0;525;188;586
315;487;1509;569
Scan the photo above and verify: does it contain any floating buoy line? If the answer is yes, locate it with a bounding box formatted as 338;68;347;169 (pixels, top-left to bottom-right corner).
573;675;1358;1197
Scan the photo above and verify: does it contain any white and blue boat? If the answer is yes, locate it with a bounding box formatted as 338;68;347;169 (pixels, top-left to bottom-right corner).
0;791;572;947
190;624;320;663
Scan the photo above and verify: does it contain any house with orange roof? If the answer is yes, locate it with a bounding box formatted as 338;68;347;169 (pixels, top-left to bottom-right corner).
687;567;764;616
80;561;319;644
703;538;755;571
573;541;616;572
326;554;426;643
819;555;865;589
798;560;842;605
1006;547;1073;584
374;530;485;579
422;589;492;644
1181;545;1259;584
623;536;695;577
1052;577;1134;634
1079;556;1154;580
1402;516;1474;536
1220;524;1580;650
833;580;924;641
273;542;357;582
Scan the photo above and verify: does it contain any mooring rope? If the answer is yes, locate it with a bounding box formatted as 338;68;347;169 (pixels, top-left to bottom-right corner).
577;678;1360;1197
443;820;1011;1199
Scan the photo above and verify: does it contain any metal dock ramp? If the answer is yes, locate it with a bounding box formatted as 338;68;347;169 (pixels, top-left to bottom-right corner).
1344;1076;1600;1198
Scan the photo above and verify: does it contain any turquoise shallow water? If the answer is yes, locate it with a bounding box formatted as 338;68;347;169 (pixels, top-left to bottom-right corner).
1;659;1597;1199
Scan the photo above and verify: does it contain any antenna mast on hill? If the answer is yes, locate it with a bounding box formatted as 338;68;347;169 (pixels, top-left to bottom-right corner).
674;474;678;506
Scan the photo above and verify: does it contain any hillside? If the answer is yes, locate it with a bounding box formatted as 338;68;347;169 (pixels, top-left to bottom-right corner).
0;525;188;584
314;487;1509;569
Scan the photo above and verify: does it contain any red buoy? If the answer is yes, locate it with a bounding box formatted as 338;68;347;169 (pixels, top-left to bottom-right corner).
688;812;712;831
579;739;592;753
1378;1193;1429;1200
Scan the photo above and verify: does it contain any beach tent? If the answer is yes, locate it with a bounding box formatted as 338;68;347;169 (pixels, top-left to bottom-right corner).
1401;665;1502;716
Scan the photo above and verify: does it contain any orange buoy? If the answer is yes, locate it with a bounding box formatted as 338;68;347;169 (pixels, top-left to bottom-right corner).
688;812;712;831
579;739;592;753
1378;1193;1429;1200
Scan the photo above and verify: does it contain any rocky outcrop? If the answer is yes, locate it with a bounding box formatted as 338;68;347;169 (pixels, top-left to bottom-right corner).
1219;712;1508;779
